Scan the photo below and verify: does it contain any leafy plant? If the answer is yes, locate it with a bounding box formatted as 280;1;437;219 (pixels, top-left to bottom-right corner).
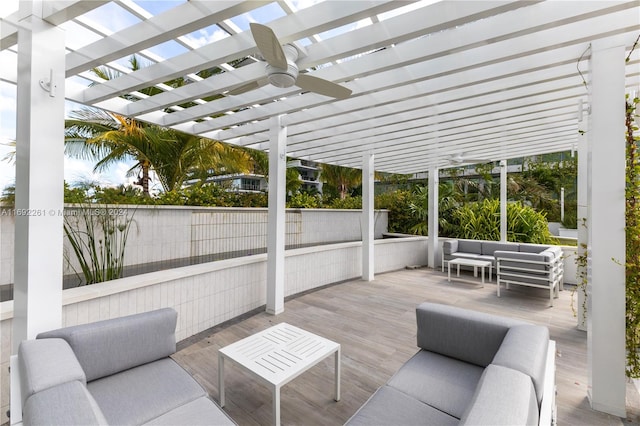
287;192;321;208
625;91;640;377
64;204;137;285
444;199;556;244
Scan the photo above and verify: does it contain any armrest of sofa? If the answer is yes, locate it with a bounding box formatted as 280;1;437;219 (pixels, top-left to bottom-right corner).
442;240;458;255
491;325;549;406
18;338;86;407
416;302;525;367
37;308;178;382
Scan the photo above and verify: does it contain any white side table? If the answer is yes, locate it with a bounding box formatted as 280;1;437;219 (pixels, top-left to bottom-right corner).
447;258;492;284
219;322;340;426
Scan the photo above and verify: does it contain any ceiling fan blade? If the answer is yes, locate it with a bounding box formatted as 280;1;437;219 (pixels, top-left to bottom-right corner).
250;23;287;69
227;79;266;96
296;74;352;99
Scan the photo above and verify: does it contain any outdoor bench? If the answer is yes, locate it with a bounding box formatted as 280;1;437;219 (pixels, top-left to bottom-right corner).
346;302;556;425
10;308;235;426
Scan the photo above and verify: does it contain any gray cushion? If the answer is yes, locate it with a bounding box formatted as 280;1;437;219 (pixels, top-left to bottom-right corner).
416;302;524;367
23;380;108;426
387;349;484;419
18;339;86;406
88;358;206;425
481;241;519;256
492;325;549;406
458;240;483;254
145;396;236;425
496;250;552;272
345;385;459;426
519;243;550;253
38;308;177;381
451;252;482;260
459;364;539;426
443;240;458;255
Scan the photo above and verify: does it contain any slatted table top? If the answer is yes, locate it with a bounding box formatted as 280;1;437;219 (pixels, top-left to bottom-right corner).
218;322;340;387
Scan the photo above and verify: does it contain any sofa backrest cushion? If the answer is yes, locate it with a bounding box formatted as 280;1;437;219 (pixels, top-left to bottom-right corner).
416;302;524;367
481;241;519;256
457;240;482;254
443;240;458;255
37;308;178;382
23;380;109;426
459;364;539;426
495;250;554;272
519;243;550;253
18;338;86;407
491;325;549;406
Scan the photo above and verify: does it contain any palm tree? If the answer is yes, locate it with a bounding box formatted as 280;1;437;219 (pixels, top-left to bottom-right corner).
321;164;362;200
65;108;157;195
65;108;252;194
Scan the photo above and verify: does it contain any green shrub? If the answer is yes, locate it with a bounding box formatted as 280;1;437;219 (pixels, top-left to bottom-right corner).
327;195;362;209
287;192;321;208
445;199;556;244
375;190;422;234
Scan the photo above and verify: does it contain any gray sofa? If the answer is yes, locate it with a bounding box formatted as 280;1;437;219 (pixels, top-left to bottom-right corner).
442;239;564;306
11;308;235;426
346;302;556;426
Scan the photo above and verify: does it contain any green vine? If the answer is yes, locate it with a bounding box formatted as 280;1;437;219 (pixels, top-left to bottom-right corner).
572;216;588;326
626;92;640;377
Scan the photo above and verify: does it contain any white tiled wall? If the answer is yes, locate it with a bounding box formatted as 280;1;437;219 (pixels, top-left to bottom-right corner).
0;206;389;285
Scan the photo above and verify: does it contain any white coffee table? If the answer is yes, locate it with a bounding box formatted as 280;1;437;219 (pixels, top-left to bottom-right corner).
447;258;492;284
218;322;340;426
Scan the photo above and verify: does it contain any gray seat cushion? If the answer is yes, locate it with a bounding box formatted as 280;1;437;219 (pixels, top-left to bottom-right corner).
88;358;206;425
387;350;484;419
144;396;236;425
18;338;86;406
345;385;458;426
38;308;177;382
23;380;108;426
459;364;539;426
492;325;549;405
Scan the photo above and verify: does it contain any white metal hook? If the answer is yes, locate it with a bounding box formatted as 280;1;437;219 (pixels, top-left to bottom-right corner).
39;69;56;97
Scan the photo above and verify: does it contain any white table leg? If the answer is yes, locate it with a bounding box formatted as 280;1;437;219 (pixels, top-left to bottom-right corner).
335;347;341;401
481;266;485;284
473;265;478;277
218;354;225;407
273;385;281;426
457;264;460;277
448;262;452;282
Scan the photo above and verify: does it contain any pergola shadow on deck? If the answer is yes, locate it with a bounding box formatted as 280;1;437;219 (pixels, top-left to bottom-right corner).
173;268;640;426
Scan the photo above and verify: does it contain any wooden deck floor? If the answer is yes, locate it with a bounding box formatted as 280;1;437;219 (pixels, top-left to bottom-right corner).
173;267;640;426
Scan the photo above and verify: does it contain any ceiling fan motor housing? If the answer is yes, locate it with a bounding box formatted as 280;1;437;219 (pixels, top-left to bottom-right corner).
265;44;299;88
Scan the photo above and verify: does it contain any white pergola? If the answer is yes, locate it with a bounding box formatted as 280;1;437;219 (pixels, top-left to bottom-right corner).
1;0;639;418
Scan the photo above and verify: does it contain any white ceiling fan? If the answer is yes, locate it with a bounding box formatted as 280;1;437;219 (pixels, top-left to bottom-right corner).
447;153;491;165
228;23;352;99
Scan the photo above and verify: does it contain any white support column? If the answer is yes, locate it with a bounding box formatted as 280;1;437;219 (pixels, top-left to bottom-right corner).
587;41;626;417
577;99;588;331
12;5;65;353
427;167;438;269
266;116;286;315
362;152;374;281
499;160;507;242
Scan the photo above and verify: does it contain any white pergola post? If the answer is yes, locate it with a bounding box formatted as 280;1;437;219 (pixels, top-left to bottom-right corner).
499;160;507;242
362;152;374;281
587;41;626;417
577;100;588;331
266;116;286;315
427;167;438;269
12;6;66;353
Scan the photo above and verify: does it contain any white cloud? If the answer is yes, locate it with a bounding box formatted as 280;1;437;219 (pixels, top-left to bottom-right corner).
183;27;229;49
